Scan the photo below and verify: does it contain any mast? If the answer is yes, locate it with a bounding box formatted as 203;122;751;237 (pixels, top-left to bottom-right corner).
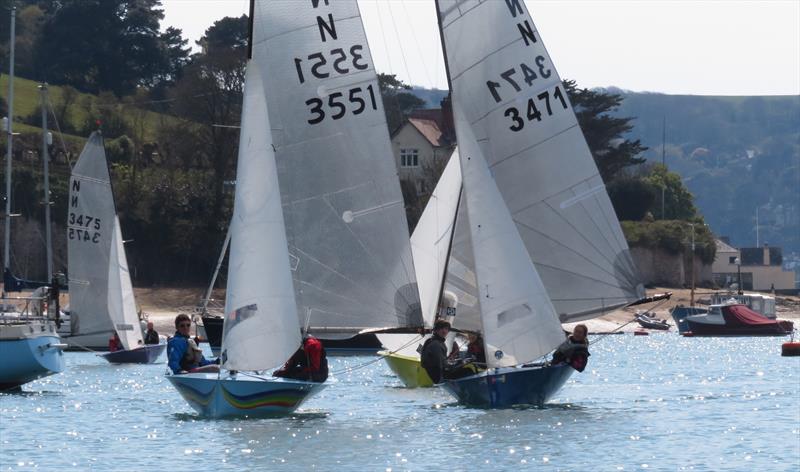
40;83;53;281
201;223;231;313
433;185;462;318
4;6;16;277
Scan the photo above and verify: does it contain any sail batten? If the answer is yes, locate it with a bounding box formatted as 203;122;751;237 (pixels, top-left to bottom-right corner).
436;0;643;322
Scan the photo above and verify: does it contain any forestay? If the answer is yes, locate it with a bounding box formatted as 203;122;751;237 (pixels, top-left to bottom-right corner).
106;216;142;350
455;106;564;367
409;150;461;327
437;0;643;322
251;0;421;335
221;62;300;372
67;132;140;349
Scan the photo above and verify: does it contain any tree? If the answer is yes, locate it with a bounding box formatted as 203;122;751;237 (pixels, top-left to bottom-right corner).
378;73;425;133
565;79;647;182
33;0;188;95
607;177;657;221
643;163;698;221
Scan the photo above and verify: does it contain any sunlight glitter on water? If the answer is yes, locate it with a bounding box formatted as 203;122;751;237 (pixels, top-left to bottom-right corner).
1;335;799;470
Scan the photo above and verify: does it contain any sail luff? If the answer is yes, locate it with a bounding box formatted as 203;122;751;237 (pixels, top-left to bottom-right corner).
221;59;301;372
435;0;644;322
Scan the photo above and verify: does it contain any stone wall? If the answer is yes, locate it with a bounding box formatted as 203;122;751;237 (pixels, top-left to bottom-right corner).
630;247;712;287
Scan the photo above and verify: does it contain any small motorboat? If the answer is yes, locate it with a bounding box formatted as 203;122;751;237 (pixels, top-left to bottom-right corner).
684;304;794;337
635;312;670;330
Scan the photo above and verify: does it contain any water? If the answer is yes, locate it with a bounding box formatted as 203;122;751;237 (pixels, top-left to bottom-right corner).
2;334;798;471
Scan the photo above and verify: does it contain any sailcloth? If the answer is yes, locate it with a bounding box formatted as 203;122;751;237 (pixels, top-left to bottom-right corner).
436;0;643;322
409;151;461;327
221;61;300;372
68;132;142;350
455;106;564;367
106;216;141;350
251;0;421;335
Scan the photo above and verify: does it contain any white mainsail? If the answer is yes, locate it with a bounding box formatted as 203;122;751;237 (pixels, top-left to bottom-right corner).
409;150;461;327
68;132;141;349
455;106;564;367
221;61;300;372
436;0;643;322
252;0;421;335
106;216;142;350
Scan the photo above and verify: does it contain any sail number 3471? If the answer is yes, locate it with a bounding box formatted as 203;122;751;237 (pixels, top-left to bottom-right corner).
503;85;568;132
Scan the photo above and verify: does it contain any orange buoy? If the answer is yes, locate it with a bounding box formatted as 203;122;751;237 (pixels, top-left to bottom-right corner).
781;342;800;357
634;330;649;336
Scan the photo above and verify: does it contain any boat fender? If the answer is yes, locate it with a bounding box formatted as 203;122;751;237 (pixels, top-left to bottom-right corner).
781;342;800;357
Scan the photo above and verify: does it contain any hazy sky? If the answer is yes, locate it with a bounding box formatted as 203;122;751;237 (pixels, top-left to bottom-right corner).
161;0;800;96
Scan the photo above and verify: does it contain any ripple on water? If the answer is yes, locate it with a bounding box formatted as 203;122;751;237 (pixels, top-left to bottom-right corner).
1;338;799;469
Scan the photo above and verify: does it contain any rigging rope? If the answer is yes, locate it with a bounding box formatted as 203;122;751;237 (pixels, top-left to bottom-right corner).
329;333;424;375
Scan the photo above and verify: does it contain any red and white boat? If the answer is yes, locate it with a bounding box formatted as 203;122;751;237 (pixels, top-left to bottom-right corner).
684;304;793;337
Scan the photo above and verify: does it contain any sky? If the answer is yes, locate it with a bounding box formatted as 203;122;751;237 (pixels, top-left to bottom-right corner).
161;0;800;96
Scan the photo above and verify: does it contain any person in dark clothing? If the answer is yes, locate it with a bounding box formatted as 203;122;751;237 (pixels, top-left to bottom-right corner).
420;319;451;383
144;321;159;345
551;324;590;372
273;335;328;383
168;314;218;374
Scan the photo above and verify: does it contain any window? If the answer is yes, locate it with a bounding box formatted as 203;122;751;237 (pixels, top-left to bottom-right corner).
400;148;419;168
729;256;737;264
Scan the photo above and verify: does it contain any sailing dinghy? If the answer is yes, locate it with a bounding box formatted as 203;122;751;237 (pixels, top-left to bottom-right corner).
66;132;165;363
430;0;644;407
167;0;421;418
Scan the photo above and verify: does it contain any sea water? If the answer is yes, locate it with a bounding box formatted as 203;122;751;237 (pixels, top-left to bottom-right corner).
1;334;798;471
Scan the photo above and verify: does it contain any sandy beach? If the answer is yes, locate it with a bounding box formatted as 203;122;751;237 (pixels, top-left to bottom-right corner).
124;286;799;336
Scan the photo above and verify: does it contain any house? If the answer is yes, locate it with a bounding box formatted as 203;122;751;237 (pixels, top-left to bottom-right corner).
711;238;796;292
390;97;455;196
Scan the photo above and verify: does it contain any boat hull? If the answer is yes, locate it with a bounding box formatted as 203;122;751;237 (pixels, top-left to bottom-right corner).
380;351;433;388
442;363;574;408
0;332;65;390
167;372;326;418
670;306;708;334
99;343;166;364
202;315;382;356
685;319;793;337
635;316;670;330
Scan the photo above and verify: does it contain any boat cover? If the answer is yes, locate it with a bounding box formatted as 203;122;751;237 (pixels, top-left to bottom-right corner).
723;304;793;331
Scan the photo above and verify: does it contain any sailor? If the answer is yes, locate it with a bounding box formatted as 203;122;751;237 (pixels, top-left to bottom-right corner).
144;321;160;345
167;314;218;374
108;332;123;352
273;333;328;383
551;324;590;372
420;319;451;383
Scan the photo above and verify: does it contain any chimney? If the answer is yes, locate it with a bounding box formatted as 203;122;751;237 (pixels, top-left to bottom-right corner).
763;244;769;266
439;93;454;145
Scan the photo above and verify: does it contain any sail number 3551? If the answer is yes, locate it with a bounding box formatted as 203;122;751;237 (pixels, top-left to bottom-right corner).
504;86;568;132
305;84;378;125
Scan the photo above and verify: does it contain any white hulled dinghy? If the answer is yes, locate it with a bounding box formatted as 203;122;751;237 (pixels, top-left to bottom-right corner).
432;0;644;407
167;0;421;418
66;132;165;363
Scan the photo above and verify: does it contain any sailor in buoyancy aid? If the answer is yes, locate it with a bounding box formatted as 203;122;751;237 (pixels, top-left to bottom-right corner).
551;324;590;372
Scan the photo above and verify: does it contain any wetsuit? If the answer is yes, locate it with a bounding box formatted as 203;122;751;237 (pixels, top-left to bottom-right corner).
144;329;159;345
420;333;448;383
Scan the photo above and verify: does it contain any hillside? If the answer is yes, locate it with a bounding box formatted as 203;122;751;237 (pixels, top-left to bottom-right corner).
410;87;800;254
0;74;180;144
